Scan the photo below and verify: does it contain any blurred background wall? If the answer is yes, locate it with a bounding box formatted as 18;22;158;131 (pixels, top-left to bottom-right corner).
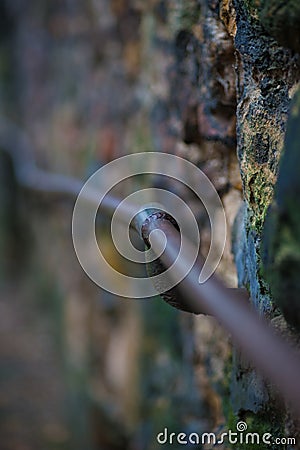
0;1;299;449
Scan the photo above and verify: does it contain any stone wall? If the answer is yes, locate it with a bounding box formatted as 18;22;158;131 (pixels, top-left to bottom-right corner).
0;0;300;449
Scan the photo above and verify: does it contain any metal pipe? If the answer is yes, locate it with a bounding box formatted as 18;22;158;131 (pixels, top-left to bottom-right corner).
2;120;300;416
140;213;300;416
0;117;137;223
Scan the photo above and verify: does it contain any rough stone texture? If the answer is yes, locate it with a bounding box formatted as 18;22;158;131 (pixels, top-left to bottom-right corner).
231;0;300;441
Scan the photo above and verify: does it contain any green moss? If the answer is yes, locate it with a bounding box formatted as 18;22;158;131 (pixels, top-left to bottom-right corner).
246;170;273;233
241;411;284;450
240;116;282;233
223;398;284;449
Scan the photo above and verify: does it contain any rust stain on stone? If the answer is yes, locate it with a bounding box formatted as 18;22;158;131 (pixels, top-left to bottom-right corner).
219;0;237;37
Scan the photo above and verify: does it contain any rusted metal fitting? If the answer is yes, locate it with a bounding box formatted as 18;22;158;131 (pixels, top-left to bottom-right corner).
131;208;161;236
140;210;179;247
133;209;194;313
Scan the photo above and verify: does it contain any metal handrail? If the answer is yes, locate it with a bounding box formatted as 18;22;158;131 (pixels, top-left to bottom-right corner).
142;215;300;416
1;118;300;417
